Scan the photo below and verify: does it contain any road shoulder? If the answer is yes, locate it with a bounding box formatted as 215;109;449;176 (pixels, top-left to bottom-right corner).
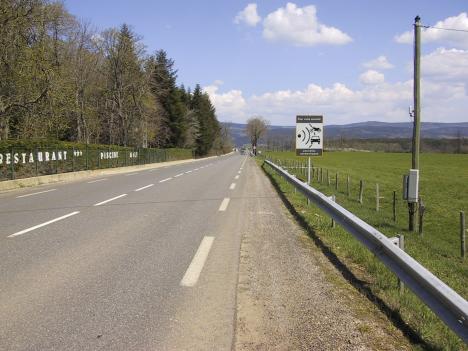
234;159;412;350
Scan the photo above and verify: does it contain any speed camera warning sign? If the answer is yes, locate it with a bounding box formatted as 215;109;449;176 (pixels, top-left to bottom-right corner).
296;115;323;156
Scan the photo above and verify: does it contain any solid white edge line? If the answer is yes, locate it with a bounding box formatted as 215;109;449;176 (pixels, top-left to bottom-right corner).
125;173;138;176
218;198;230;212
16;189;57;198
135;184;154;192
229;183;236;190
174;173;184;177
180;236;215;287
93;193;127;206
8;211;80;238
87;178;108;184
159;177;172;183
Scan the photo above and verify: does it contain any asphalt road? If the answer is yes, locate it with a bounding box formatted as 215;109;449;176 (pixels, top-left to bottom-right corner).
0;153;248;350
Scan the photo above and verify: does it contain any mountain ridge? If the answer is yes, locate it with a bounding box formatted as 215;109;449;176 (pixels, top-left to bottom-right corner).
223;121;468;146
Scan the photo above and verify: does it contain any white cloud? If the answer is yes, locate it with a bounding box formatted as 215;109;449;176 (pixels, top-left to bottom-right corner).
395;13;468;49
363;56;394;70
262;3;352;46
359;70;385;85
422;47;468;80
206;76;468;125
234;3;261;27
203;82;247;121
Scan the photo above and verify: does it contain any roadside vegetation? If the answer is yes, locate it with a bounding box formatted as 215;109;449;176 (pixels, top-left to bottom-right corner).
261;150;467;350
0;1;231;156
0;139;193;181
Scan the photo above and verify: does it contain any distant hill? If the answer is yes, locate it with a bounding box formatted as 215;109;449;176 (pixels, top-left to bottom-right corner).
223;121;468;146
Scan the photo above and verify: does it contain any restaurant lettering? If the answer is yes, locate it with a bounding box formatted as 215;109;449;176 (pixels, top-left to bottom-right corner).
0;151;68;165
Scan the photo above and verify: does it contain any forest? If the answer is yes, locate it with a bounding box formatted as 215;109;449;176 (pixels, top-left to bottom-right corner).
0;0;230;155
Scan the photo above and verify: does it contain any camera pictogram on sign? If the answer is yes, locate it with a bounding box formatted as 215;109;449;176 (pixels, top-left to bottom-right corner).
297;124;321;148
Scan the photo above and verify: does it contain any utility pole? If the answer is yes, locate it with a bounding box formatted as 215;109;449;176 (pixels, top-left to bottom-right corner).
409;16;421;231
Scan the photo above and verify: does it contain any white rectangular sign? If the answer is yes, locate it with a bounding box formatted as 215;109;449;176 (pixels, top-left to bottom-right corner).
296;115;323;156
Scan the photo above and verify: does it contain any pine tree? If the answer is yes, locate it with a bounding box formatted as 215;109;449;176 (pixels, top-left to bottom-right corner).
192;84;220;155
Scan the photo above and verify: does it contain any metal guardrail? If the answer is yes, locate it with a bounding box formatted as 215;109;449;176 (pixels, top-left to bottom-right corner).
264;159;468;342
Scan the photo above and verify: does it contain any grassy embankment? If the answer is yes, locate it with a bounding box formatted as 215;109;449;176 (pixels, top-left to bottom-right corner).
261;151;467;350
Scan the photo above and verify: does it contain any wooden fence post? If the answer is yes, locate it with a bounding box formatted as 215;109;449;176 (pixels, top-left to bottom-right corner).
376;183;380;212
359;180;364;204
393;191;397;222
418;198;425;236
347;175;350;197
335;172;338;190
327;170;330;186
461;211;466;259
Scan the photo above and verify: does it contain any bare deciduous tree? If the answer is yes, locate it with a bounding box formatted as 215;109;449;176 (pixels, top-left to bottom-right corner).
245;116;268;155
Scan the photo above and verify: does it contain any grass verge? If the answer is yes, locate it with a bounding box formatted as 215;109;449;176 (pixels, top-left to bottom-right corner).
258;152;467;351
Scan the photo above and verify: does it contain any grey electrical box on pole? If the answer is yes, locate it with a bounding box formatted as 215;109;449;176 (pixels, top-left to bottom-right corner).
403;169;419;203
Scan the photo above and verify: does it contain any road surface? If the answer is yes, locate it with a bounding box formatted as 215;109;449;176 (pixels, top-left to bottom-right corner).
0;154;411;350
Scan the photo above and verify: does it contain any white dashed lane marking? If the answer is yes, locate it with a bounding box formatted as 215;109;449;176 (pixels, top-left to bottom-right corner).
159;178;172;183
135;184;154;192
180;236;215;287
87;179;108;184
218;198;230;212
8;211;80;238
16;189;57;198
94;194;127;207
229;183;236;190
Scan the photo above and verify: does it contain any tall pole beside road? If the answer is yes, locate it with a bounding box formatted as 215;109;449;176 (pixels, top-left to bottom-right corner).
409;16;421;231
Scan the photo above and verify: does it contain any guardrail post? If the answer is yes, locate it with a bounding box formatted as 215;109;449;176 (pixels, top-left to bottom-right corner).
398;234;405;294
461;211;465;259
331;195;336;228
359;180;364;204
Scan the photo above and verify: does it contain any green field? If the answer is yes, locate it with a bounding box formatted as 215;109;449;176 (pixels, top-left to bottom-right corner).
261;151;467;350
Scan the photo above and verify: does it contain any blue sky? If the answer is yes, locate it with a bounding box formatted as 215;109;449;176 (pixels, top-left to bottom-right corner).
66;1;468;125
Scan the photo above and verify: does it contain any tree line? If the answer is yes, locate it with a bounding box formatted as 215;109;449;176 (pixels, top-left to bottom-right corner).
0;0;230;155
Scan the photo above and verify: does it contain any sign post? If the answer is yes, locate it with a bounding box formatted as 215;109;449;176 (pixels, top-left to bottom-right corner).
296;115;323;186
